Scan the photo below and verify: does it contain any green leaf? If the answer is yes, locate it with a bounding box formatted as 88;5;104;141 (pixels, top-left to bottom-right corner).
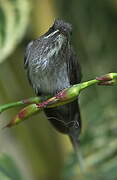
0;0;31;62
0;154;22;180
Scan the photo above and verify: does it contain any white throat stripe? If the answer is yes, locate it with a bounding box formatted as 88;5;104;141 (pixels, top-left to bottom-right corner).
44;29;59;39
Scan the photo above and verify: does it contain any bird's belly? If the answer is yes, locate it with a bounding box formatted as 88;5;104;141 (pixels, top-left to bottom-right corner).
30;65;70;95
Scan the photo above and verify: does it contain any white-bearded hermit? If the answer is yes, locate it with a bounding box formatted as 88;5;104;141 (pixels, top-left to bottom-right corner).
24;19;82;149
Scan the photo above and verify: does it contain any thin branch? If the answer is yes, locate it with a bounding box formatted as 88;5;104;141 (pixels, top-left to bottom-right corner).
0;72;116;127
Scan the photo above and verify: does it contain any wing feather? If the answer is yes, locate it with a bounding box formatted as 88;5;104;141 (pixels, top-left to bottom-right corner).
24;41;33;69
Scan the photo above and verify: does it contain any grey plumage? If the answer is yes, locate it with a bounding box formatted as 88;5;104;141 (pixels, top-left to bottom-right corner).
24;19;82;148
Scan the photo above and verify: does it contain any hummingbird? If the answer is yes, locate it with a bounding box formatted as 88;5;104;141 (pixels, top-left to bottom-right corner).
24;19;82;149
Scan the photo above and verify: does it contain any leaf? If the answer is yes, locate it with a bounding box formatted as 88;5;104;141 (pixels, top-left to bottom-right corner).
0;0;31;62
0;153;22;180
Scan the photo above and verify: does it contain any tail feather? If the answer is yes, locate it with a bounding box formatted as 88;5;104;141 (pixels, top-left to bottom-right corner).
45;99;85;171
69;134;85;172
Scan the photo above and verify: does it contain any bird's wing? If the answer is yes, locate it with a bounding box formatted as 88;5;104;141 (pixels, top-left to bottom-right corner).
68;46;82;85
24;41;34;69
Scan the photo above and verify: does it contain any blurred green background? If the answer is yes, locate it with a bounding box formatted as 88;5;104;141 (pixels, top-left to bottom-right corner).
0;0;117;179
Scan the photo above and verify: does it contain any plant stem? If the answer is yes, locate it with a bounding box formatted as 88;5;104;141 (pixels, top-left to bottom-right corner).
0;72;117;114
0;97;49;113
80;79;99;91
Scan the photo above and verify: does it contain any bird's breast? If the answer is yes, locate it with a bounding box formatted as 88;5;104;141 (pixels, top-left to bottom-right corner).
28;33;70;95
29;60;70;95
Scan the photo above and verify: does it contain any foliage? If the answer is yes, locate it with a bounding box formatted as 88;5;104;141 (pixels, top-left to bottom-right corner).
0;0;117;180
0;153;22;180
0;0;30;62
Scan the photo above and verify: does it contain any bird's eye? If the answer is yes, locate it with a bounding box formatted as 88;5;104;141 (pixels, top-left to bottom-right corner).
49;26;55;33
45;26;55;36
48;25;55;33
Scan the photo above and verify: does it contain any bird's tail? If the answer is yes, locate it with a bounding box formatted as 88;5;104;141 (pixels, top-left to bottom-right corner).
68;105;85;171
69;134;85;172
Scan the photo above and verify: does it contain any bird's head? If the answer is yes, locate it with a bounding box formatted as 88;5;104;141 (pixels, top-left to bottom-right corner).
44;19;72;40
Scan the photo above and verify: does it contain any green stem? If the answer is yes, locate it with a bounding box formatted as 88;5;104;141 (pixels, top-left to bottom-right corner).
0;101;24;113
1;80;99;114
0;96;49;113
0;72;117;114
80;79;99;91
